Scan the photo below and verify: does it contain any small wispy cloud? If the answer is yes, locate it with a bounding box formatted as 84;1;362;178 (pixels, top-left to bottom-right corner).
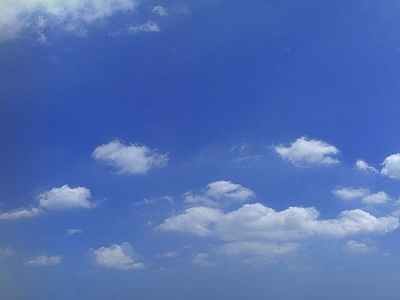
66;228;83;235
24;255;62;266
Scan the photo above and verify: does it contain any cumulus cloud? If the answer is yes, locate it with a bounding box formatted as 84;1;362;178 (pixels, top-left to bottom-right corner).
184;180;255;206
93;140;168;175
0;0;140;40
158;203;399;240
275;137;340;166
24;255;62;266
37;185;93;210
0;207;43;220
356;159;378;173
381;153;400;179
91;242;143;270
332;187;391;205
344;240;377;254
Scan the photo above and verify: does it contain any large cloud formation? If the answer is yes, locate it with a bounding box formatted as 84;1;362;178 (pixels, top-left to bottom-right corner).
93;140;168;175
158;203;398;240
0;0;139;40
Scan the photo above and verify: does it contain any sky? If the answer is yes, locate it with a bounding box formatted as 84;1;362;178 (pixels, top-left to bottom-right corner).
1;0;400;299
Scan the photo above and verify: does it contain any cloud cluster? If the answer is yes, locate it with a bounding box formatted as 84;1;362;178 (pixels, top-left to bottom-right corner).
0;0;140;40
90;242;143;270
184;180;255;206
93;140;168;175
24;255;62;266
275;137;340;166
332;187;391;205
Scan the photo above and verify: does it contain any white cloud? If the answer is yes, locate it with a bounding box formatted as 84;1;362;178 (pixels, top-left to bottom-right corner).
275;137;340;166
361;192;390;205
93;140;168;175
66;228;83;235
332;187;391;205
381;153;400;179
24;255;62;266
332;187;369;200
344;240;377;254
152;5;168;16
184;180;255;206
0;0;139;40
91;242;144;270
0;207;43;220
37;185;93;210
158;203;399;240
356;159;378;173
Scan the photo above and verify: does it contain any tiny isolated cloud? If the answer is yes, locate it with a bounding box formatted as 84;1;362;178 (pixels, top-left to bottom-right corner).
332;187;391;205
344;240;377;254
381;153;400;180
0;207;43;220
0;0;140;41
90;242;144;270
275;137;340;166
37;185;93;210
184;180;255;206
356;159;378;173
93;140;168;175
66;228;83;235
24;255;62;266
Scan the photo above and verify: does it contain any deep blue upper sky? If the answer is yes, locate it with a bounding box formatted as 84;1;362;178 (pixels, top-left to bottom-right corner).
1;1;400;299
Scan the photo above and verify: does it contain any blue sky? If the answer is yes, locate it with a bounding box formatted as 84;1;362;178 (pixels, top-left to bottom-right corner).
2;0;400;299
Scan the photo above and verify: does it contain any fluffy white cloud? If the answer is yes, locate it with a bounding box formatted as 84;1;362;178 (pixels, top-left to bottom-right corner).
381;153;400;179
93;140;168;175
361;192;390;205
158;203;399;240
0;207;43;220
24;255;62;266
275;137;340;166
184;180;255;206
0;0;139;40
344;240;377;254
91;242;143;270
37;185;93;210
332;187;391;205
356;159;378;173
